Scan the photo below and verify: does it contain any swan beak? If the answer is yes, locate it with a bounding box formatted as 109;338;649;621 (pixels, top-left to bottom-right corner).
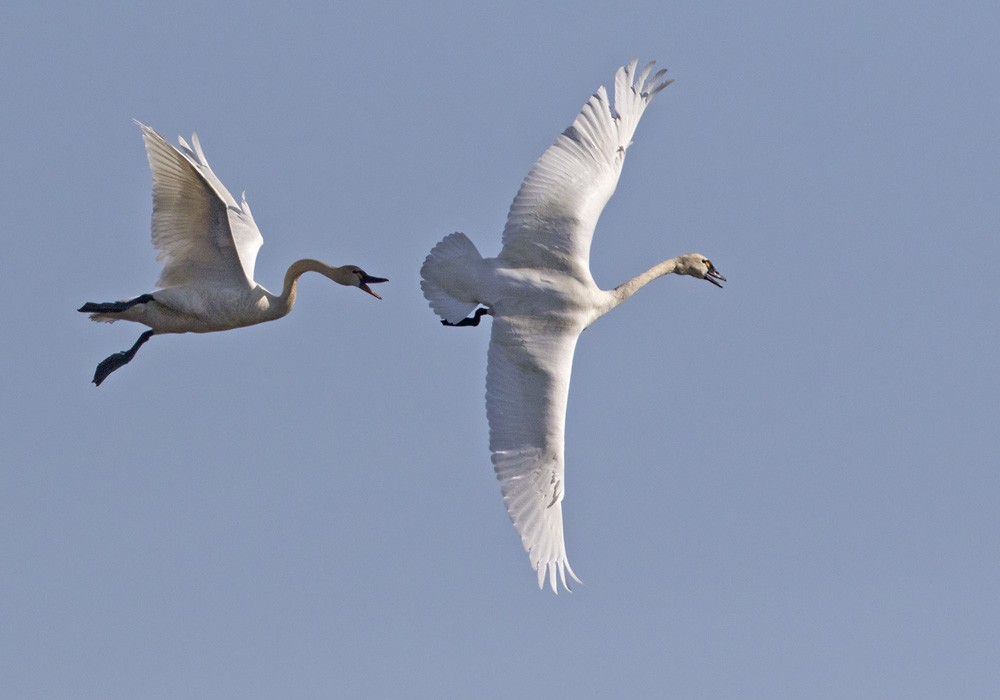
359;274;388;299
705;265;726;288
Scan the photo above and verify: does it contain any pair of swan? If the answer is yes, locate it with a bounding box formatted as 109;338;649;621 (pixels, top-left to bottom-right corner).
82;60;723;592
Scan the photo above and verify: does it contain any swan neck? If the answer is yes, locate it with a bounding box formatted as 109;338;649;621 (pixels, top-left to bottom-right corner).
609;257;680;308
278;259;332;314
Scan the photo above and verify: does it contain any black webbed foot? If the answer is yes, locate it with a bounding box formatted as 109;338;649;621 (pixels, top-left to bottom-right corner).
79;294;156;314
441;307;491;327
92;330;154;386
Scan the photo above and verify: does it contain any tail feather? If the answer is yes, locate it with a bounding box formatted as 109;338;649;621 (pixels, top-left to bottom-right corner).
420;232;484;324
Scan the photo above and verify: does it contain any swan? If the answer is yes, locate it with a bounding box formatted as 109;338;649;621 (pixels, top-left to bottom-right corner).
420;60;725;592
80;122;387;386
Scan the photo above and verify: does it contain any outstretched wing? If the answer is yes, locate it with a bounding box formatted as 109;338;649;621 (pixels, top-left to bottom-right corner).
136;121;264;289
486;314;584;592
499;60;672;278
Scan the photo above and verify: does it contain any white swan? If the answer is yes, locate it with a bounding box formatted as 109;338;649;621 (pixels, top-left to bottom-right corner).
80;122;387;386
421;60;725;592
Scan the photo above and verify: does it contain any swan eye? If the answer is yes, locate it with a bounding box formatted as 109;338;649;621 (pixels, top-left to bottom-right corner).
702;259;711;268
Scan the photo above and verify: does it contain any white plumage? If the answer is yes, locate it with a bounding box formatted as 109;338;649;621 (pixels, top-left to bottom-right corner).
421;60;725;592
80;122;387;386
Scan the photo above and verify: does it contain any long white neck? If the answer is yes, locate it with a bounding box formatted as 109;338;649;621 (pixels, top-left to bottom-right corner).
270;258;347;318
597;257;683;318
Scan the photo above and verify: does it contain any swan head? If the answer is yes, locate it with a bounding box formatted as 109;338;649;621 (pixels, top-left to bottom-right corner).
343;266;389;299
677;254;726;288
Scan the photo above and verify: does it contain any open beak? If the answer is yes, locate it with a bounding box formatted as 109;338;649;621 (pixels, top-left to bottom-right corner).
706;265;726;288
359;274;388;299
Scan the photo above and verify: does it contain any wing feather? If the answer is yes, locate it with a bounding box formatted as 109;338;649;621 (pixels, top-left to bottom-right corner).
499;61;673;277
487;315;583;592
136;121;263;289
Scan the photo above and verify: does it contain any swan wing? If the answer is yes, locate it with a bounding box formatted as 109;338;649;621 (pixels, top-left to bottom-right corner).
487;314;584;592
137;121;263;289
499;60;672;277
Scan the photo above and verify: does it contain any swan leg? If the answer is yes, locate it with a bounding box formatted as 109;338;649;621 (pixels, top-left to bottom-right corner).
78;294;156;314
441;307;491;327
92;330;155;386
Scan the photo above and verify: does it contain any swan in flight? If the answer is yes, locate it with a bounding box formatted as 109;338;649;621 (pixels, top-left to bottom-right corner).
80;122;387;386
421;60;724;592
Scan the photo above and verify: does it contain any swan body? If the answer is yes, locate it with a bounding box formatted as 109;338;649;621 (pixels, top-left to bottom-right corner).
81;122;386;385
421;60;724;592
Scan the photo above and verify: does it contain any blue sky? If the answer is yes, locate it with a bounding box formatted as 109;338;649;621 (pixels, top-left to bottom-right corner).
2;1;998;697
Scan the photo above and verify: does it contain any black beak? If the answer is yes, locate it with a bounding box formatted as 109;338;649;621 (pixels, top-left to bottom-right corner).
706;265;726;288
359;274;388;299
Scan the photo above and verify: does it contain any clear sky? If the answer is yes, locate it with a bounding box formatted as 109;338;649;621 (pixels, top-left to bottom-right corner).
2;1;998;697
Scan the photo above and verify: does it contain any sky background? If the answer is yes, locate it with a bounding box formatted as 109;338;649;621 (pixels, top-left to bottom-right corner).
2;1;998;697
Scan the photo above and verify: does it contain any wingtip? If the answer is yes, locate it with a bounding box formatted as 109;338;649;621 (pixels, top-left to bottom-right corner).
191;131;205;162
535;558;581;594
134;119;158;141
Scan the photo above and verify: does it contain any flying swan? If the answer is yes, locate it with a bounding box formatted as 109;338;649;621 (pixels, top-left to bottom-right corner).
80;122;387;386
421;60;724;591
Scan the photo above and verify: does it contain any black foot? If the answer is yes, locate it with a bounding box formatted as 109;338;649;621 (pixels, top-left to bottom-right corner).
92;330;154;386
79;294;156;314
441;307;490;327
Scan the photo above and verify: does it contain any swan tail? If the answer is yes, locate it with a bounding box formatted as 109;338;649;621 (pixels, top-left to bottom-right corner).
420;232;484;324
